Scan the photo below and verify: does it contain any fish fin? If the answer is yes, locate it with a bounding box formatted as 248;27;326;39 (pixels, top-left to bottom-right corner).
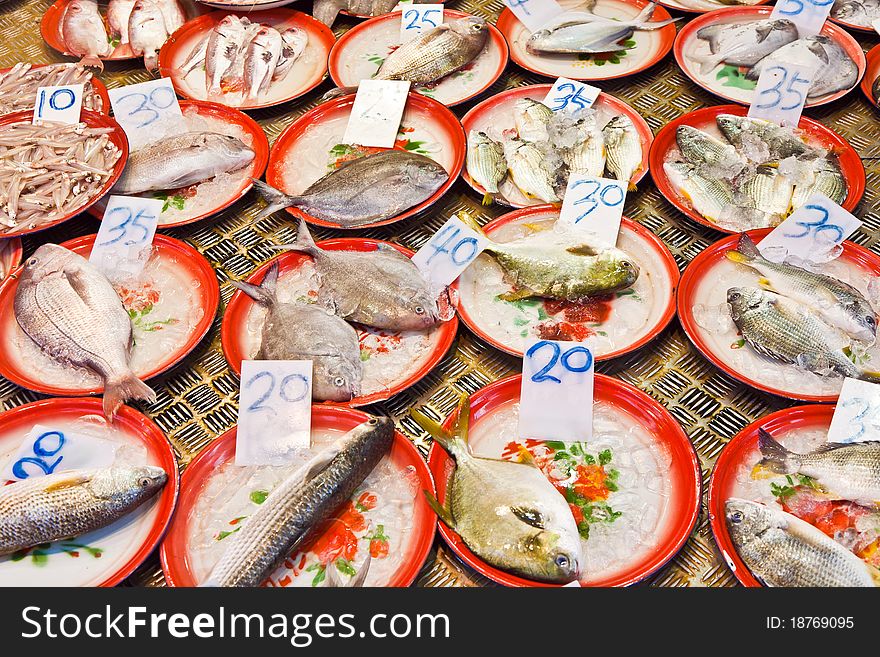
565;244;600;256
455;211;488;238
498;287;537;302
726;233;763;265
639;16;682;31
756;428;795;474
324;563;345;588
322;85;359;102
374;243;414;263
103;372;156;419
231;262;279;306
511;506;547;529
627;180;637;192
514;445;540;468
423;490;456;529
411;406;457;455
690;51;724;75
452;395;470;447
757;277;777;293
755;23;773;43
632;1;656;22
43;473;92;492
481;192;494;206
251;179;297;220
858;369;880;384
348;553;371;587
76;55;104;72
273;220;321;256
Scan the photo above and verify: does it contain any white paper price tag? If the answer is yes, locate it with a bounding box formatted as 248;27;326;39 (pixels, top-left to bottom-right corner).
33;84;84;125
557;174;625;246
770;0;834;37
503;0;565;32
543;78;600;113
563;580;583;587
517;339;594;443
873;17;880;34
1;425;117;481
757;193;860;264
827;378;880;444
342;79;410;149
90;195;161;280
235;360;313;466
411;214;489;288
401;4;443;41
747;59;819;127
108;77;185;151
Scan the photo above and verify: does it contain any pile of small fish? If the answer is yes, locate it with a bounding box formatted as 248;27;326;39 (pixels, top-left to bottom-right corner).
232;221;448;402
831;0;880;27
0;120;122;233
664;114;846;229
60;0;186;69
313;0;432;26
0;62;104;115
179;15;309;104
725;234;880;383
726;430;880;586
526;1;678;55
692;19;858;99
467;99;642;206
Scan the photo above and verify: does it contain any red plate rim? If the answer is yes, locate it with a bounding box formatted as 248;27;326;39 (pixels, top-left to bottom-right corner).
158;9;336;111
0;63;111;115
160;407;437;587
860;44;880;107
265;91;465;229
0;232;219;397
677;227;880;402
496;0;677;82
87;99;270;228
220;237;459;406
327;9;509;107
459;83;654;205
648;104;866;234
0;110;129;239
707;403;834;587
673;6;867;108
452;204;679;360
0;238;22;285
828;12;879;33
0;396;179;587
426;373;702;587
40;0;141;61
655;0;770;14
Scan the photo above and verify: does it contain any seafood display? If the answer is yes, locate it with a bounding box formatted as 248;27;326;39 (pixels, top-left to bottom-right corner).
831;0;880;28
314;0;436;26
0;62;106;115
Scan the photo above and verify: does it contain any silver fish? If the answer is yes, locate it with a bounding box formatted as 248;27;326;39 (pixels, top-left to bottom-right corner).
791;157;847;209
219;20;262;91
231;262;362;401
113;132;254;194
155;0;185;35
61;0;112;59
693;19;798;74
565;114;606;177
676;124;746;174
0;466;167;556
243;26;282;103
746;36;858;98
832;0;880;26
252;150;448;228
503;137;559;203
14;244;156;418
603;114;642;189
107;0;136;45
273;27;309;81
466;130;506;204
737;164;793;222
664;161;734;224
205;15;249;97
203;417;393;587
716;114;815;160
514;98;552;143
128;0;168;70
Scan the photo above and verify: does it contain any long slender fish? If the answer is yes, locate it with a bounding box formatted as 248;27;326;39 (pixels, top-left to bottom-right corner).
203;417;393;587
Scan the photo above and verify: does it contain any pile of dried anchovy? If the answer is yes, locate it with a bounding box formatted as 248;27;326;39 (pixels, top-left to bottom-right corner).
0;63;104;115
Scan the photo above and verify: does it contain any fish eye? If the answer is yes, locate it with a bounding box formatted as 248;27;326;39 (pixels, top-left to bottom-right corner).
367;417;379;425
730;511;744;524
472;23;483;31
334;376;346;387
414;305;425;315
729;292;741;301
27;258;37;266
554;554;570;569
138;477;152;488
867;315;876;328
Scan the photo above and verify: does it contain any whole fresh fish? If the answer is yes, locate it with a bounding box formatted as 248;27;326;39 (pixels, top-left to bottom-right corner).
14;244;156;418
564;114;605;177
725;498;880;586
252;150;448;228
664;161;734;223
231;262;362;401
61;0;112;59
737;164;792;223
745;36;858;99
716;114;814;160
178;33;209;77
602;115;642;189
113;132;254;194
832;0;880;25
726;287;880;382
461;214;639;301
693;19;798;74
503;137;559;204
726;233;875;341
276;221;444;331
205;15;249;97
791;157;846;208
313;0;435;26
203;417;393;587
155;0;185;35
243;26;282;103
758;429;880;504
219;20;263;91
412;397;582;583
526;2;679;55
273;27;309;81
514;98;553;143
466;130;506;205
107;0;136;45
676;125;746;174
0;466;167;556
128;0;168;70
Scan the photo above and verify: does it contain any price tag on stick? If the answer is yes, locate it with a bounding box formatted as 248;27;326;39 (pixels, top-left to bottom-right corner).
401;4;443;41
1;425;117;482
108;77;185;151
502;0;565;32
543;78;600;113
518;339;594;443
827;378;880;444
558;174;626;246
411;214;489;288
236;360;313;466
33;84;84;125
90;195;161;281
342;79;410;149
747;59;819;127
770;0;835;38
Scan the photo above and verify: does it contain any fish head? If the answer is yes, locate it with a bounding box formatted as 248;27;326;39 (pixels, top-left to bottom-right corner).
503;518;582;583
373;284;441;330
91;465;168;510
593;248;640;291
313;356;362;402
450;16;489;45
844;302;877;343
525;30;552;55
405;157;448;194
725;498;775;548
19;243;77;286
726;286;766;321
207;134;256;170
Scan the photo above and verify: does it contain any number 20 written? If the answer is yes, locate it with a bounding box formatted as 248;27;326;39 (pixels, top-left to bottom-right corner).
526;341;593;384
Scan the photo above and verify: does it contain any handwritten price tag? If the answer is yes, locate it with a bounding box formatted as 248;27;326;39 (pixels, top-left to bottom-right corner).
827;378;880;444
543;78;600;113
770;0;834;37
89;195;161;280
401;4;443;41
558;174;626;246
108;78;185;151
747;59;819;127
342;79;410;149
32;84;84;125
411;214;489;288
235;360;313;466
503;0;565;32
518;339;594;443
757;193;860;264
1;425;117;482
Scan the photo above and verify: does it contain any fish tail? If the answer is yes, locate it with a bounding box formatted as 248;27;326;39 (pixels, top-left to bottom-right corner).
690;52;724;75
456;211;490;242
858;369;880;384
77;55;104;72
640;16;682;30
410;406;459;455
103;373;156;419
481;192;494;206
756;428;796;474
251;179;297;220
411;396;472;458
231;262;279;306
633;1;656;21
726;232;764;265
322;85;359;102
422;490;456;529
312;0;344;26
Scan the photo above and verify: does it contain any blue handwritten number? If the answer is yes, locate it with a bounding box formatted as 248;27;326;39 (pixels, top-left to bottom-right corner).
98;206;154;247
279;373;309;403
425;225;479;266
404;9;420;28
245;371;275;416
37;88;76;118
405;8;440;29
776;0;832;14
527;341;594;384
783;203;844;243
245;370;310;416
117;86;176;129
551;83;593;112
507;0;532;15
755;66;810;111
12;430;65;479
571;179;624;223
